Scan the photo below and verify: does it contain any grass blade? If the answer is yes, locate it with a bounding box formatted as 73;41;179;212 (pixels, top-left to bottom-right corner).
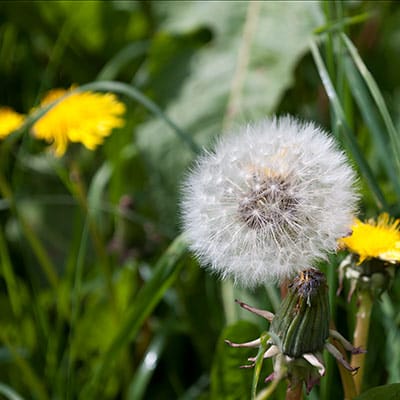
83;233;188;397
87;161;113;220
341;33;400;181
0;383;26;400
126;333;167;400
0;339;49;400
342;55;400;198
314;12;371;35
76;81;200;154
0;227;22;316
310;39;388;210
96;41;149;81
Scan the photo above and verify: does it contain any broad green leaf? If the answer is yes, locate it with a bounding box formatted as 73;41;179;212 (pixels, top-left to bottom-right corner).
354;383;400;400
136;1;323;226
211;320;261;400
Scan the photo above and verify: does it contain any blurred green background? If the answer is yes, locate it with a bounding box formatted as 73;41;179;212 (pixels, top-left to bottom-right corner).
1;1;400;399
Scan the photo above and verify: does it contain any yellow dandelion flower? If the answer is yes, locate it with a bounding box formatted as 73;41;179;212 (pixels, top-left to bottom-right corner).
339;213;400;264
32;88;126;156
0;107;25;139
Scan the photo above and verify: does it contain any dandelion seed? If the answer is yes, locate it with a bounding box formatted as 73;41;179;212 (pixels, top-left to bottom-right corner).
0;107;25;139
181;116;358;287
31;88;125;156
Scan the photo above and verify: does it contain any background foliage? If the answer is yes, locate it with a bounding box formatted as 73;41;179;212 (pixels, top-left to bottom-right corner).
1;1;400;399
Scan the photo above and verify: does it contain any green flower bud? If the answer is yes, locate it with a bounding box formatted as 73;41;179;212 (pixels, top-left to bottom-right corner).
270;268;329;357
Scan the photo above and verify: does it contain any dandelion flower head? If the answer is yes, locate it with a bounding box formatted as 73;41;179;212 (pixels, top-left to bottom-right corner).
181;116;358;288
32;88;125;156
339;213;400;264
0;107;25;139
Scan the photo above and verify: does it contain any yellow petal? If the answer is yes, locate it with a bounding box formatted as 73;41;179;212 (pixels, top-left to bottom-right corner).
31;88;125;157
0;107;25;139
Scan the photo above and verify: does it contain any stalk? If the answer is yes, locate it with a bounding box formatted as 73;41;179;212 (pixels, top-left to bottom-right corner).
285;381;303;400
0;172;59;289
330;325;357;400
351;290;373;394
66;164;119;316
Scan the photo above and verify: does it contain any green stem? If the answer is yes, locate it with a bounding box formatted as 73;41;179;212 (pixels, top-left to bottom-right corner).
251;333;270;400
351;290;373;394
1;336;49;400
65;164;118;316
334;339;357;400
285;380;303;400
0;226;22;316
0;172;59;289
221;280;238;325
255;377;282;400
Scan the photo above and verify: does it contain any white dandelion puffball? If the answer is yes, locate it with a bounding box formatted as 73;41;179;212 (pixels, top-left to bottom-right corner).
181;116;358;288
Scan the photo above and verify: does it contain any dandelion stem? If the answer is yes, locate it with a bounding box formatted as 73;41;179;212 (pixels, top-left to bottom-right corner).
328;321;357;400
335;348;358;400
255;377;282;400
351;290;373;394
285;380;303;400
221;280;238;324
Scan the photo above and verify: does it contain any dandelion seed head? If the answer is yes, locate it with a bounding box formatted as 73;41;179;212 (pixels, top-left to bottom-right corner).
181;116;358;288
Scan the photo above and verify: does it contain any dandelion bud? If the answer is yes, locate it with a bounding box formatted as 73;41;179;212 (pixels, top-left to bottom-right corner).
227;271;362;394
271;268;329;357
181;116;358;287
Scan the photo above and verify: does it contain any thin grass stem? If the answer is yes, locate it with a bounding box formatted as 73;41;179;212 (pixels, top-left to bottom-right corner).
0;172;59;289
66;163;118;315
1;337;49;400
0;226;22;316
77;81;200;154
